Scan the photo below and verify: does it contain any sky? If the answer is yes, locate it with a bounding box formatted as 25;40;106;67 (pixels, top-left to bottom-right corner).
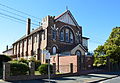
0;0;120;53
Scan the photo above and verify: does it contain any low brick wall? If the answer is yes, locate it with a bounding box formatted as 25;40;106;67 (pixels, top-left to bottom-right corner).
51;55;79;73
3;62;75;81
4;73;79;81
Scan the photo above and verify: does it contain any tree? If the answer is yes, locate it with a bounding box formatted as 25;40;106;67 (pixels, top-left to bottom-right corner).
94;27;120;65
0;54;12;68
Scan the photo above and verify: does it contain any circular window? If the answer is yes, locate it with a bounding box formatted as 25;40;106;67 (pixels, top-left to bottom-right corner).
75;50;81;56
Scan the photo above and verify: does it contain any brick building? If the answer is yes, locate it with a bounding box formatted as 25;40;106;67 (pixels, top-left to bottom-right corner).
3;10;89;65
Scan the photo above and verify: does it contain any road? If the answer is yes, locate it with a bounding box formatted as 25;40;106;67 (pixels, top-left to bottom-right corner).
99;76;120;83
0;73;118;83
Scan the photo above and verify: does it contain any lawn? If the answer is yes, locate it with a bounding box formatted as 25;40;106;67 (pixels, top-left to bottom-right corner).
35;71;41;75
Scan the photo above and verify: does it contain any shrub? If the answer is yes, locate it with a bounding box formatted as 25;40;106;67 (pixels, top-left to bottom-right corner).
19;58;29;65
34;60;41;71
28;58;41;71
10;61;29;76
38;64;53;75
0;54;12;68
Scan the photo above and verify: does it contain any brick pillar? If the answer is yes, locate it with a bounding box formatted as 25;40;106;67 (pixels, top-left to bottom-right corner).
70;63;73;73
53;63;56;74
29;62;35;76
56;54;59;72
77;56;80;74
3;62;10;80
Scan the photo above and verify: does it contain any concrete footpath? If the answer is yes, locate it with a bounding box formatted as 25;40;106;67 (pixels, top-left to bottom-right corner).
0;72;119;83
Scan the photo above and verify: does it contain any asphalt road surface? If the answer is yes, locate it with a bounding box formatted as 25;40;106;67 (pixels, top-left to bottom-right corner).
0;73;118;83
99;76;120;83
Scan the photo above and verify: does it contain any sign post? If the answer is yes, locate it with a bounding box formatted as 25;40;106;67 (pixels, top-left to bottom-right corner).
46;52;51;83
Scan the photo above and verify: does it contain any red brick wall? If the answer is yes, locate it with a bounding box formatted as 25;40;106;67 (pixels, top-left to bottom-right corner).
47;20;82;54
51;55;79;73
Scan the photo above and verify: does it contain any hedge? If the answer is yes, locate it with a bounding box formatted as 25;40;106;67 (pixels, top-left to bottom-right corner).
38;64;53;75
19;58;41;71
10;61;29;76
19;58;29;65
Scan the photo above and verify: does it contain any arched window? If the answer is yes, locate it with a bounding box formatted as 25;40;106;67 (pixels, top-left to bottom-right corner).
60;29;64;41
65;28;69;42
59;26;74;43
52;46;57;55
70;31;73;43
75;50;81;56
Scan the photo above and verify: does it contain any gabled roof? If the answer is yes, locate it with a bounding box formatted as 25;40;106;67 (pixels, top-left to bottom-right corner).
55;10;80;27
2;48;13;53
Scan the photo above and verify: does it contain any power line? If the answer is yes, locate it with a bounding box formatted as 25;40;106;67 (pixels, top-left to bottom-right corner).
0;7;40;23
0;8;26;19
0;3;42;21
0;14;26;25
0;12;40;27
0;12;26;22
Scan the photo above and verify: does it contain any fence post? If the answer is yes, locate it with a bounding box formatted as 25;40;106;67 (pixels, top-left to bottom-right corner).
29;62;35;76
70;63;73;73
106;56;110;71
3;62;10;80
53;63;56;74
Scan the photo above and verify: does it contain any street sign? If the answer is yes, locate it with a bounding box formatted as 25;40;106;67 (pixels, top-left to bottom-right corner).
46;53;50;59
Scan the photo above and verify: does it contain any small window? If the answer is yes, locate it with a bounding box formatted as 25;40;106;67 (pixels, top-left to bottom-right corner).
42;33;44;40
52;30;57;40
75;50;81;56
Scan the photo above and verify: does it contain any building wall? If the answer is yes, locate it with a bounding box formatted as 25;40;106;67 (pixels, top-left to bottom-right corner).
71;45;85;55
13;31;43;60
46;16;82;54
51;55;79;73
51;54;94;73
3;48;13;56
82;38;88;49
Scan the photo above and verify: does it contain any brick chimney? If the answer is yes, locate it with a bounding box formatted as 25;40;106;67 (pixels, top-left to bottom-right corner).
6;45;8;51
26;18;31;35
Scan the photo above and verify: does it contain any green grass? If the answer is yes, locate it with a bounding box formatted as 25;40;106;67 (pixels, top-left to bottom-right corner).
35;71;41;75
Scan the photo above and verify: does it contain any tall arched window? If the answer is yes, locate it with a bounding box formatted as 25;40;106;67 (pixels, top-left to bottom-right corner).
70;31;73;43
59;26;74;43
65;28;69;42
52;46;57;55
60;29;64;41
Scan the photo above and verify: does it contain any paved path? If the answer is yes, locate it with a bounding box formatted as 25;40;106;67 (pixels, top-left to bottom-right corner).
0;72;118;83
